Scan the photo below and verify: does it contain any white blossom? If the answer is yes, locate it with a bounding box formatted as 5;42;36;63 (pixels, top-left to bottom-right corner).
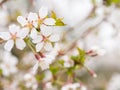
0;24;29;51
61;55;74;68
33;54;54;71
32;6;56;28
17;6;55;29
107;73;120;90
24;73;38;90
30;25;60;52
0;51;18;76
61;83;87;90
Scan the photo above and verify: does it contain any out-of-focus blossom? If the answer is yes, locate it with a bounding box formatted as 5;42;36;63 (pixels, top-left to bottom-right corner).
2;80;19;90
30;25;60;52
107;73;120;90
0;51;18;76
43;70;53;82
0;9;9;26
44;82;57;90
24;73;38;90
86;46;106;56
0;24;29;51
61;83;87;90
61;55;74;68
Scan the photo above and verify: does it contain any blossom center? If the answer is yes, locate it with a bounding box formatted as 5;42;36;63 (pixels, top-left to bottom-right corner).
42;35;48;42
11;33;17;40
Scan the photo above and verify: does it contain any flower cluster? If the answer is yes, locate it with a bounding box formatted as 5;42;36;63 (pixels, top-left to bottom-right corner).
0;4;107;90
0;7;61;71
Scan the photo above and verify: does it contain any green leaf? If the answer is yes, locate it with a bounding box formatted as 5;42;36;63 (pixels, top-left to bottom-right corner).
51;11;65;26
55;18;66;26
50;66;59;74
35;74;44;81
0;69;2;75
51;11;57;19
104;0;120;5
77;47;86;64
58;60;64;66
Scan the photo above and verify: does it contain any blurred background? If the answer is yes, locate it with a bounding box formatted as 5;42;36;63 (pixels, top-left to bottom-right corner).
0;0;120;90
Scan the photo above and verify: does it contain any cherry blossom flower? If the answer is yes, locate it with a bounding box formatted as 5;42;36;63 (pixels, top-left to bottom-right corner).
24;73;38;90
30;25;60;52
33;54;54;71
0;24;29;51
61;55;74;68
86;46;106;57
61;83;87;90
31;6;56;28
17;12;38;29
17;7;55;29
44;82;57;90
0;51;18;76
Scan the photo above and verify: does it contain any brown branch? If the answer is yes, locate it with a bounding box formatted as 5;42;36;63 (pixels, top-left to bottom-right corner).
0;39;4;44
0;0;8;6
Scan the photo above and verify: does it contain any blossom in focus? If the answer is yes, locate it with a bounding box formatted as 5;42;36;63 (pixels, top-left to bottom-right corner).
0;51;18;76
30;25;60;52
0;24;29;51
17;6;55;29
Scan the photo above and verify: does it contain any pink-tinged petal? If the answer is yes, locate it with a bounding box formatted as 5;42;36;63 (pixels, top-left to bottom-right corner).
17;27;29;39
4;40;14;51
39;60;50;70
0;32;11;40
49;34;60;42
44;42;53;51
15;39;26;50
36;42;44;52
32;35;43;43
39;7;48;18
43;18;55;25
30;28;38;39
28;12;38;22
9;24;20;34
17;16;28;26
40;25;53;36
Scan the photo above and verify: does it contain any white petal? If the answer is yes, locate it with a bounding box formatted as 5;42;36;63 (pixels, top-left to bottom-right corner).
17;27;29;39
32;35;43;43
39;7;48;18
49;34;60;42
39;60;50;70
33;21;38;28
17;16;28;26
28;12;38;22
30;28;38;39
43;18;55;25
4;40;14;51
15;39;26;50
36;42;44;52
44;42;53;51
40;25;53;36
32;61;39;74
9;24;20;34
0;32;11;40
